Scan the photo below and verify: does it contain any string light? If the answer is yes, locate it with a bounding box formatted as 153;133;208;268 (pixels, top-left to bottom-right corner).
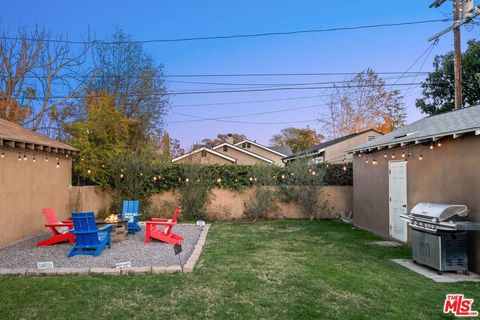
216;178;222;183
419;154;423;160
429;143;434;150
342;165;347;171
384;153;387;158
140;172;143;176
312;171;316;175
1;151;4;158
153;176;157;181
249;177;253;181
401;152;406;158
45;156;48;162
87;169;91;174
437;141;442;147
56;160;60;168
365;159;369;164
23;154;27;161
120;173;124;178
391;153;396;159
281;175;285;179
185;178;189;182
33;154;36;162
18;153;21;161
372;159;378;165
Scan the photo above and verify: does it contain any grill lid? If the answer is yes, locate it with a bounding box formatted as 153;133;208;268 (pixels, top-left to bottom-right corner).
410;202;469;221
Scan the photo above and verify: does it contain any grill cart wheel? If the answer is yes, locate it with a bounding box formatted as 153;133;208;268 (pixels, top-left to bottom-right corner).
412;259;417;264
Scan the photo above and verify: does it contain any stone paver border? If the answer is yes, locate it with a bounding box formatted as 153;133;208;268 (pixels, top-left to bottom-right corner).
392;259;480;283
0;224;210;277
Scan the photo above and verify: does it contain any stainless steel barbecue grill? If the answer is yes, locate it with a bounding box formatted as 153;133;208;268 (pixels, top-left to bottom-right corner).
401;203;480;274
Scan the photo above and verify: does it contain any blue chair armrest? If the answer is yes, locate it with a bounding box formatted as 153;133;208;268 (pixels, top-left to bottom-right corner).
98;224;112;233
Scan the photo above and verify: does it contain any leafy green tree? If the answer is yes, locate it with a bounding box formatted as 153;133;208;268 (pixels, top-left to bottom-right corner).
66;93;136;186
270;127;324;153
416;40;480;115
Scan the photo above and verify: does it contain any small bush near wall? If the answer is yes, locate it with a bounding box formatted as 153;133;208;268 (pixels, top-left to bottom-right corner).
277;159;326;220
244;165;279;220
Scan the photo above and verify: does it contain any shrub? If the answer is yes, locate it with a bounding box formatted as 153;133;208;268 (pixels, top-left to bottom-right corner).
277;159;326;220
177;163;213;221
243;164;279;220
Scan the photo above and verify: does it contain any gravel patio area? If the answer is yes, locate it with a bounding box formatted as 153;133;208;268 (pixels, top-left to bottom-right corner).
0;224;202;269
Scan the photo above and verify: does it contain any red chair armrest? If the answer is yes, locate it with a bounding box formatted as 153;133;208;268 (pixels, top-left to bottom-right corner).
146;221;175;226
45;223;73;228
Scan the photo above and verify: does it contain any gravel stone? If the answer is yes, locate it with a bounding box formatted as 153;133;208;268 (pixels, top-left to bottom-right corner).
0;224;202;269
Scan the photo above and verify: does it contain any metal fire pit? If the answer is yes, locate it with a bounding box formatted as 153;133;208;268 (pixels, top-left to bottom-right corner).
96;219;129;243
401;203;480;275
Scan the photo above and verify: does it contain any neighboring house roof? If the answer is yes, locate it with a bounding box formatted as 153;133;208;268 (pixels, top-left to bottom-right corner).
350;105;480;153
0;118;79;154
213;143;274;164
234;139;288;157
284;129;380;161
171;147;237;163
269;145;293;157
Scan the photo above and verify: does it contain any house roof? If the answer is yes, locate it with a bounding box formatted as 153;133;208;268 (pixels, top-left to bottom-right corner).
171;147;237;163
284;129;380;161
0;118;79;154
350;105;480;153
213;143;274;164
269;145;293;157
234;139;288;157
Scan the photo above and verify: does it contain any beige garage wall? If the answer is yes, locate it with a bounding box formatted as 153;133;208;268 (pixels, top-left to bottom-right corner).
0;148;72;247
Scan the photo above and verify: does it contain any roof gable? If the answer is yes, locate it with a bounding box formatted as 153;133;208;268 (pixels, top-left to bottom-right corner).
234;139;287;157
213;143;274;163
171;147;237;163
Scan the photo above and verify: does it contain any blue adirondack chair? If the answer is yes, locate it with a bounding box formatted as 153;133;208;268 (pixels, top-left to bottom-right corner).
119;200;142;235
68;212;112;258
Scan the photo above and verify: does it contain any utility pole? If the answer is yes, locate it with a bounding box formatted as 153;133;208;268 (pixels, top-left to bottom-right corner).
453;0;462;110
428;0;480;110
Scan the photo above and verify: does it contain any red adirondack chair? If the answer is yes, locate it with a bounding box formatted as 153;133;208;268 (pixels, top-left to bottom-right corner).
36;208;75;246
145;207;184;245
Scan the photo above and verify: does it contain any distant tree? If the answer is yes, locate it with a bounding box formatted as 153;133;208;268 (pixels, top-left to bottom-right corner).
320;69;406;138
160;132;171;158
0;27;90;134
201;133;247;148
416;40;480;115
66;92;137;186
270;127;324;153
157;132;185;159
90;28;169;146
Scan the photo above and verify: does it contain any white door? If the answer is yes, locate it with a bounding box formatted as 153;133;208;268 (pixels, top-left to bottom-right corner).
389;161;408;242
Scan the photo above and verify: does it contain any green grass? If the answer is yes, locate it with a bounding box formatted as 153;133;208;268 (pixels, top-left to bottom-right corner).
0;221;478;319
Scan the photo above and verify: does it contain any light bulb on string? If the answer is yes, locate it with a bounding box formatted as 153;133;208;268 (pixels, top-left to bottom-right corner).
437;142;442;147
365;159;369;164
33;154;36;162
153;176;157;181
87;169;91;174
429;143;434;150
120;173;124;179
216;178;222;183
18;153;21;161
45;156;48;162
312;171;316;175
419;154;423;161
384;153;387;158
23;154;27;161
401;152;406;158
342;165;347;171
372;159;378;165
185;178;189;182
1;151;4;158
391;153;395;159
56;160;60;168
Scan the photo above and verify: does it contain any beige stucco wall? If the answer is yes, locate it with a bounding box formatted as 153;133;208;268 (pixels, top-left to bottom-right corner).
215;147;268;165
175;150;233;165
353;133;480;273
150;186;352;220
70;186;113;214
240;144;285;166
0;147;72;247
325;130;382;162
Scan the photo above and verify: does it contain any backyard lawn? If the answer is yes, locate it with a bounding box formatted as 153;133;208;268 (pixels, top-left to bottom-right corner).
0;220;478;319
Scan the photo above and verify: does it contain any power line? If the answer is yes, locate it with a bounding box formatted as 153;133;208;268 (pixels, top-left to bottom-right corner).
18;82;425;99
0;19;449;45
172;103;326;123
172;95;325;107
